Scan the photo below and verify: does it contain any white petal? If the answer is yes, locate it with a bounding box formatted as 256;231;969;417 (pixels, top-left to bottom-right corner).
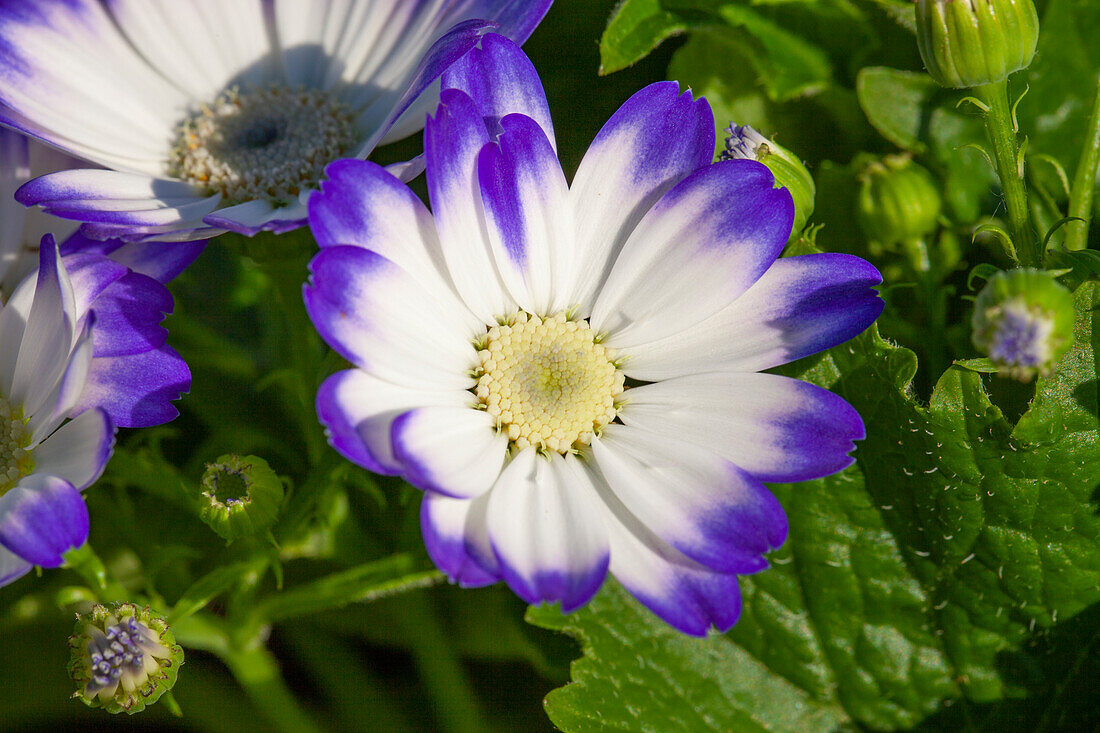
392;406;508;499
31;409;114;491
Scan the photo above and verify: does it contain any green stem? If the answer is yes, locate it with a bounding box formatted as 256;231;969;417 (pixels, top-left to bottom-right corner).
175;613;320;733
976;80;1037;267
1065;76;1100;252
62;543;129;602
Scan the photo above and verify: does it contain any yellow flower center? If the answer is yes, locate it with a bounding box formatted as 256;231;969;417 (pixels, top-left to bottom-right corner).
169;85;356;206
0;397;32;496
474;312;625;454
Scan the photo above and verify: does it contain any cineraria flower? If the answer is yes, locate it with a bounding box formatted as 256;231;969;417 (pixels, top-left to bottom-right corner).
0;130;201;427
304;35;883;635
0;0;551;242
0;238;114;587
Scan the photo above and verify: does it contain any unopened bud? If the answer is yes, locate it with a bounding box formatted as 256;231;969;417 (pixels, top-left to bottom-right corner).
858;155;942;247
972;268;1075;380
200;454;284;542
68;602;183;715
721;124;815;240
915;0;1039;89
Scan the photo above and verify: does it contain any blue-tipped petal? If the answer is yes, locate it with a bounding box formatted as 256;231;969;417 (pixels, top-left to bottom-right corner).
75;344;189;429
622;253;884;380
442;33;554;147
392;406;508;500
31;408;114;491
486;451;610;613
620;372;864;483
59;236;206;284
0;475;88;568
0;547;32;587
592;159;794;348
569;82;716;309
421;492;501;588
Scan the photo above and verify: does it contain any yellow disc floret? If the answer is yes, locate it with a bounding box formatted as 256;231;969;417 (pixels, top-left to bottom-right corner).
474;312;625;454
0;397;31;496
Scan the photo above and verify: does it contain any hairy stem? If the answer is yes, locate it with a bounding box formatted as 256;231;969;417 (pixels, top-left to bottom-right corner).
975;81;1037;267
1065;76;1100;252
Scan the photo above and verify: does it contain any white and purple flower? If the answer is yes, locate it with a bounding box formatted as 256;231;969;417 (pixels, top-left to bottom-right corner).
0;131;200;428
0;238;114;587
304;35;883;635
0;0;551;242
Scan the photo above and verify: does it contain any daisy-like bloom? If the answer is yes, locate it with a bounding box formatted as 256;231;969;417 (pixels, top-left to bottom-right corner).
0;130;201;427
304;36;884;635
0;0;551;242
0;238;115;587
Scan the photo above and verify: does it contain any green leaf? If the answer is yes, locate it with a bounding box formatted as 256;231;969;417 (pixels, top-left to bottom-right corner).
599;0;704;74
856;66;937;152
529;287;1100;730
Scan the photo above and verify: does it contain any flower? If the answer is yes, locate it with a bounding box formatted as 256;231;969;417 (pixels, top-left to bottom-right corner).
0;238;114;587
304;35;883;635
68;602;184;715
972;268;1075;380
0;130;201;427
0;0;551;242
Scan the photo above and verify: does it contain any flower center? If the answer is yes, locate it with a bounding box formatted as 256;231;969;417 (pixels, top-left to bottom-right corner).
169;86;356;206
474;312;625;454
80;613;172;702
0;397;32;496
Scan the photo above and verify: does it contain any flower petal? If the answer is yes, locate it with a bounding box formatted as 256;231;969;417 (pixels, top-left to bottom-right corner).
310;159;463;308
477;113;572;314
621;253;884;380
591;160;794;347
60;234;206;284
621;373;864;483
592;425;787;574
486;450;610;612
303;246;477;390
202;199;308;237
30;408;114;491
568;82;715;309
0;546;32;587
74;345;189;429
316;369;468;476
424;88;511;321
421;492;500;587
0;475;88;568
442;33;554;148
392;406;508;499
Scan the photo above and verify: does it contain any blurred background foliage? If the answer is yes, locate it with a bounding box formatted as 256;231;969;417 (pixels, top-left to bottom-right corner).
2;0;1098;731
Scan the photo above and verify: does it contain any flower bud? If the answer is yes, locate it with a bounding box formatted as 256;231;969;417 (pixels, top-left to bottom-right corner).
915;0;1039;89
200;454;284;542
68;602;183;715
972;269;1075;380
720;124;814;240
858;155;942;247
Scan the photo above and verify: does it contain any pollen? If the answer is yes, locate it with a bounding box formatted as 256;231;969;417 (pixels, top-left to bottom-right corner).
0;397;32;496
474;312;625;454
169;85;356;206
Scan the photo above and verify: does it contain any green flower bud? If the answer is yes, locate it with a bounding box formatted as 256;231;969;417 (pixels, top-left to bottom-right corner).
915;0;1039;89
972;268;1075;380
68;602;183;715
721;124;815;240
200;454;284;543
858;155;942;247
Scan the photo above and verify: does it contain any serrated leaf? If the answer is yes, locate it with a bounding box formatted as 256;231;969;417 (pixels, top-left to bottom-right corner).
529;287;1100;731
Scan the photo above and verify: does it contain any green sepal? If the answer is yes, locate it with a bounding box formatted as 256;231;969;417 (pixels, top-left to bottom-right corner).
857;154;942;248
915;0;1039;89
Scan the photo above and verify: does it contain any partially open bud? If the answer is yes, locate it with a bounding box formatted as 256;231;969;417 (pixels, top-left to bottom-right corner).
858;155;942;248
972;269;1075;380
200;454;284;542
915;0;1039;89
68;602;183;715
720;124;814;240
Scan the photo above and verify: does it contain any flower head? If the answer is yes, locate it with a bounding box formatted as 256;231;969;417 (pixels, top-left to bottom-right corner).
200;454;285;543
915;0;1040;88
304;35;883;635
68;602;184;715
972;268;1075;380
0;130;199;427
0;237;115;587
1;0;551;242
